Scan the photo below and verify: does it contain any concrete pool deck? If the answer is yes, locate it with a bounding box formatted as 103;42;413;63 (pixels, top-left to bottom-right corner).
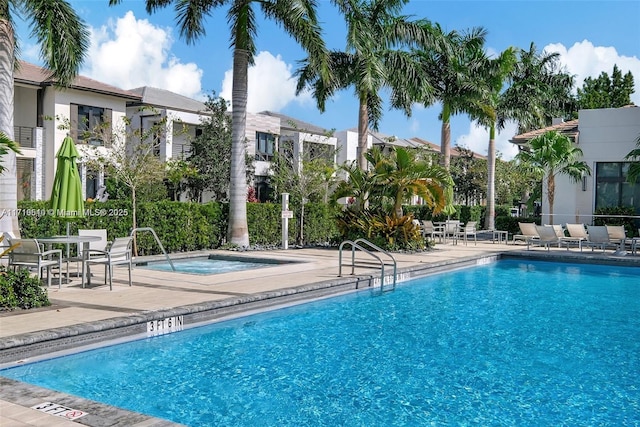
1;240;639;426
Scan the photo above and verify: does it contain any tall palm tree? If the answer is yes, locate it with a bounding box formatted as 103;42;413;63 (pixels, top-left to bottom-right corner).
515;130;590;225
0;0;89;236
114;0;331;247
468;47;516;230
296;0;434;170
414;24;487;170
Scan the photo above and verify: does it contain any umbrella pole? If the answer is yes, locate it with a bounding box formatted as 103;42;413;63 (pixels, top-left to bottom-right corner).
65;222;71;282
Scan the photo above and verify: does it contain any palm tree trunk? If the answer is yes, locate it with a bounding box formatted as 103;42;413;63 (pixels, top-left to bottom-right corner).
547;172;555;225
485;123;496;230
0;18;19;237
357;100;368;170
440;103;451;170
228;48;250;248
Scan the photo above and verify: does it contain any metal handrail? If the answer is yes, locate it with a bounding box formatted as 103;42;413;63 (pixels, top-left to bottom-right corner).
130;227;175;271
338;238;397;292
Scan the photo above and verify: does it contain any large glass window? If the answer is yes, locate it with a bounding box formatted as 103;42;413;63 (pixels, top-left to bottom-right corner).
303;141;335;163
255;132;275;161
595;162;640;213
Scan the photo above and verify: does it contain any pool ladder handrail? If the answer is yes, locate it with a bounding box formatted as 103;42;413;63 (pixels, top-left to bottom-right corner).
130;227;176;271
338;238;397;292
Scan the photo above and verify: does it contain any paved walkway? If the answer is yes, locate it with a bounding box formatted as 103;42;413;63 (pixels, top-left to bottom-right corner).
1;240;638;426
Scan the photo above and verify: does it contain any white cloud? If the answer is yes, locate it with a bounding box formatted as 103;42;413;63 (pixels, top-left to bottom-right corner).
456;120;520;161
545;40;640;105
83;11;204;99
221;51;312;112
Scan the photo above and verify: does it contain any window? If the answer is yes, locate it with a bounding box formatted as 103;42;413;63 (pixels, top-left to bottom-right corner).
595;162;640;213
255;132;276;161
71;104;112;146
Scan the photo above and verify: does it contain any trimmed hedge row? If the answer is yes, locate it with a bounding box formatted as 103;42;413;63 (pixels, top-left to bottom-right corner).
17;200;340;254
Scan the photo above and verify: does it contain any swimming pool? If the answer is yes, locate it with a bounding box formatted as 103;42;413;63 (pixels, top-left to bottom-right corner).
136;255;284;275
2;259;639;426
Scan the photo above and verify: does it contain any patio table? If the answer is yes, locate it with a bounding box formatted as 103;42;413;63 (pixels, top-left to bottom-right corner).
37;235;101;288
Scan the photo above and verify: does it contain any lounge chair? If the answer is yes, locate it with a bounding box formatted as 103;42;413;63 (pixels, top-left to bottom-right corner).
513;222;539;245
565;223;589;251
606;225;631;254
528;225;560;250
584;225;618;252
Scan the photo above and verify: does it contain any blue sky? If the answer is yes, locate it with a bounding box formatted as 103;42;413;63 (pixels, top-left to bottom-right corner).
16;0;640;160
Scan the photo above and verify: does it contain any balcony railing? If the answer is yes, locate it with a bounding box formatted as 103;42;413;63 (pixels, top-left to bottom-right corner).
14;126;36;148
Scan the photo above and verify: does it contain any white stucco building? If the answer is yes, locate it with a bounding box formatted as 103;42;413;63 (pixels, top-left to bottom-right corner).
511;106;640;226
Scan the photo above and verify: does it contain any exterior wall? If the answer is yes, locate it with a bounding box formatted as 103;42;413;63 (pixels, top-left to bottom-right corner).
52;90;128;200
335;130;372;166
550;107;640;225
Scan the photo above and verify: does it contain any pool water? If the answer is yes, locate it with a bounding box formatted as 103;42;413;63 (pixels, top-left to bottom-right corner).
138;257;272;274
3;260;640;426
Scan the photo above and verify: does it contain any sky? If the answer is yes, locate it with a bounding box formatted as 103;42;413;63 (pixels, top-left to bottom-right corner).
16;0;640;161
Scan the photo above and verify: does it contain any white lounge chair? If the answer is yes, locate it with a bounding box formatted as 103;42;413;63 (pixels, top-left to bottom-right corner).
585;225;618;252
565;223;588;251
513;222;539;245
528;225;560;251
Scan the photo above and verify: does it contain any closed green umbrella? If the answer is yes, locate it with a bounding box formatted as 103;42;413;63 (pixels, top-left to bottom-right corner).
50;136;84;232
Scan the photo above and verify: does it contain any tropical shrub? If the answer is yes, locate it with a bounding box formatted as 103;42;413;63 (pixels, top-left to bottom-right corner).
0;267;50;310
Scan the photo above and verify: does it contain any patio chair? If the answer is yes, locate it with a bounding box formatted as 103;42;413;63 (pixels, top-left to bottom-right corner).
63;229;109;279
528;225;560;251
421;220;437;241
455;221;477;246
584;225;618;252
513;222;539;245
85;236;133;290
442;220;460;244
7;238;62;288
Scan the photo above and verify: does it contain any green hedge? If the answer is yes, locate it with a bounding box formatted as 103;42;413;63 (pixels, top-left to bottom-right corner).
18;200;340;253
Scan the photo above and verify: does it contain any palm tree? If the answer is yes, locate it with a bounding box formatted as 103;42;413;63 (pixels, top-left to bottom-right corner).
0;0;89;236
414;24;487;170
370;146;449;218
499;43;575;134
296;0;434;170
515;130;591;225
468;47;516;230
115;0;331;247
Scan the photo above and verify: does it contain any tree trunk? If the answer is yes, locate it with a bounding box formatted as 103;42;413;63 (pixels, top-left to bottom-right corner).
485;123;496;230
357;100;368;170
0;18;19;237
227;48;250;248
547;172;555;225
440;103;451;171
